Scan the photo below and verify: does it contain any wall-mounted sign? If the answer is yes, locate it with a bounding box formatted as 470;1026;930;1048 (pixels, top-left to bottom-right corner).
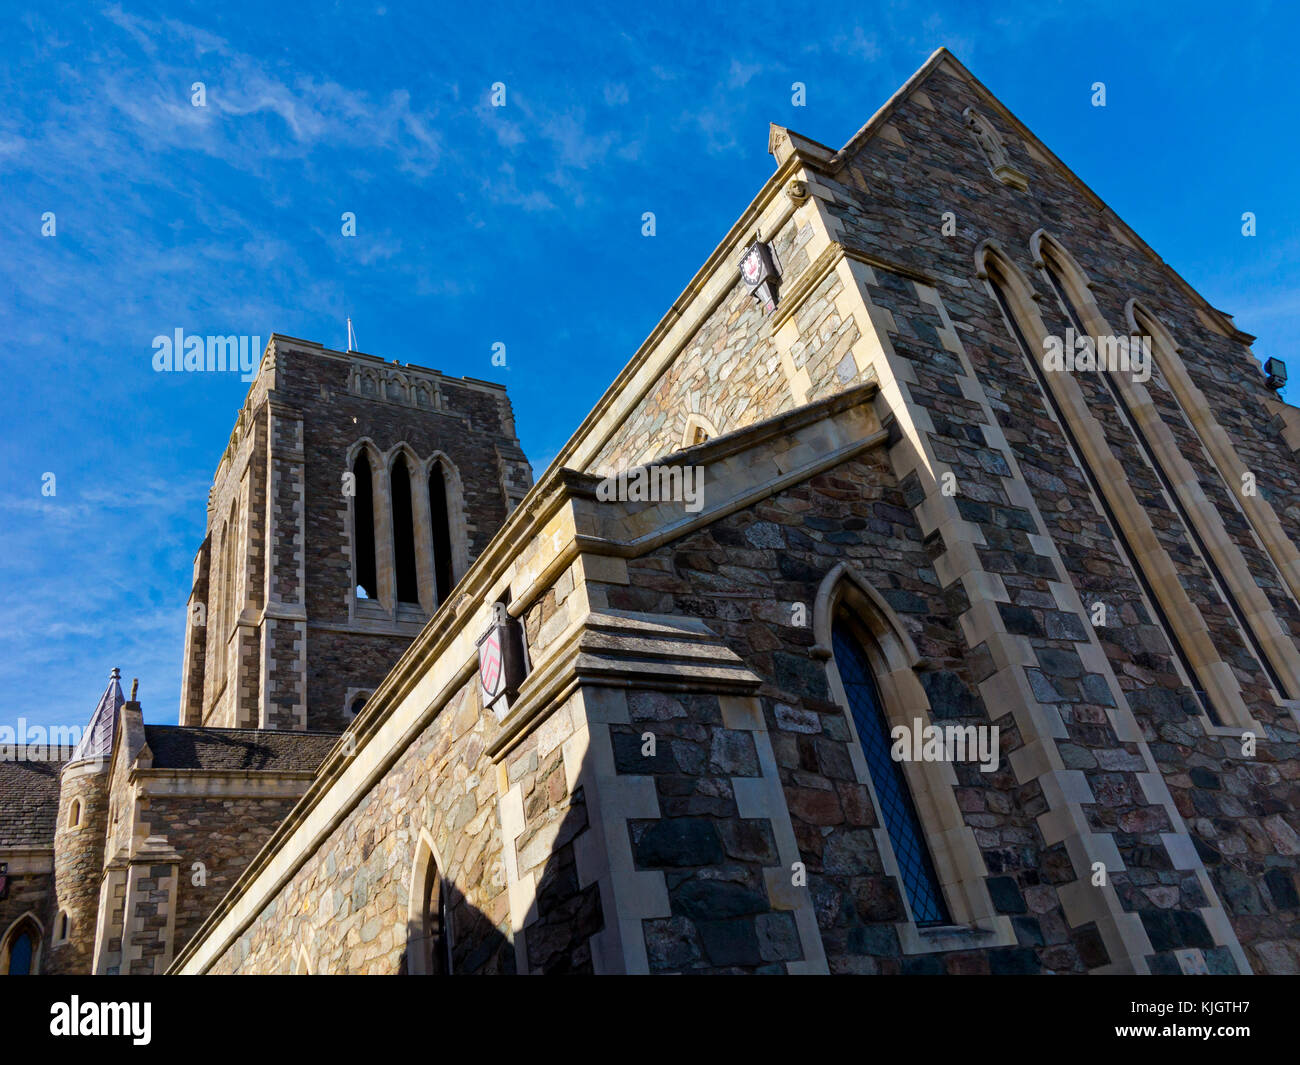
479;628;504;701
477;609;529;720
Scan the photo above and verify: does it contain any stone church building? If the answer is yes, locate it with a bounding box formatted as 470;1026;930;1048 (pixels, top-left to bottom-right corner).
3;48;1299;975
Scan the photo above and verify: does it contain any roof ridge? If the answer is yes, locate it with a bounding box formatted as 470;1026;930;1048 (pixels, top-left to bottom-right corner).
845;47;1249;343
144;724;343;737
826;45;952;170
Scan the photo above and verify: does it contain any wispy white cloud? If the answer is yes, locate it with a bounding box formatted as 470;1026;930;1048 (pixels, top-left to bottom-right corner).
0;0;1292;735
827;26;881;60
727;59;764;89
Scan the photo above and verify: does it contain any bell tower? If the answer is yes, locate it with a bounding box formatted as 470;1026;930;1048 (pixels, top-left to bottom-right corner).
178;335;532;733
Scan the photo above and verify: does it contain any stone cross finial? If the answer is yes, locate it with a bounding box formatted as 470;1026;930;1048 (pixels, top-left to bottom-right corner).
130;678;139;701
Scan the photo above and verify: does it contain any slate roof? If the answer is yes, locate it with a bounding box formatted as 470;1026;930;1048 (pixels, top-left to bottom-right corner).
70;669;125;762
0;758;65;847
142;726;339;772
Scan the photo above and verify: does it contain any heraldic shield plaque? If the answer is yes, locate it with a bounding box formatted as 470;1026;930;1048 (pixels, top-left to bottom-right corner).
476;610;528;719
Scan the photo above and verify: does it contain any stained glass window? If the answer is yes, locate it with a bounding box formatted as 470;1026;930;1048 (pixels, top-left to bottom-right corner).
8;930;33;975
832;618;950;927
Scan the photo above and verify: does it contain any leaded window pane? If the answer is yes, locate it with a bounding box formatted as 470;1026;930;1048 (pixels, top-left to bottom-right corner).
832;619;950;927
9;931;33;975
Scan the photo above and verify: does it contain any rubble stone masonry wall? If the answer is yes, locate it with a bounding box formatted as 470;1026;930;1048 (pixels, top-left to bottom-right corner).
44;763;110;974
206;677;516;974
597;454;1114;972
805;60;1300;972
137;793;301;956
552;55;1299;972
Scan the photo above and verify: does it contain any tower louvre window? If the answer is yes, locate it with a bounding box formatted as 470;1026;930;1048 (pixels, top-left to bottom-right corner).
391;454;420;605
353;454;377;600
222;502;239;636
428;461;453;606
214;518;231;688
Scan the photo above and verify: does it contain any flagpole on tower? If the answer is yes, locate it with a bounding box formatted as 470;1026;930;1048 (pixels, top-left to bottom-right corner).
346;316;358;353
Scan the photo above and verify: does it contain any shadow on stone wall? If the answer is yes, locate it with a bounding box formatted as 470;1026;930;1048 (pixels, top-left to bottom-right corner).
395;733;603;975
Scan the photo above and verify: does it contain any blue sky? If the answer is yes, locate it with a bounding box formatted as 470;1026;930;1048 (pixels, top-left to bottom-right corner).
2;0;1296;735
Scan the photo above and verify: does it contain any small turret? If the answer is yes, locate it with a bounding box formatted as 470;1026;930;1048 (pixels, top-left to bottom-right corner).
47;669;126;974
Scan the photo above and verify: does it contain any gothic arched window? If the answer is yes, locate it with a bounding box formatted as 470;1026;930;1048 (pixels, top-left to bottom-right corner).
408;836;452;974
2;916;41;975
682;412;719;450
67;799;82;828
428;461;454;606
213;519;231;688
1125;297;1300;615
391;454;420;605
981;245;1240;727
1034;235;1297;707
830;615;950;927
222;501;240;637
352;454;377;600
422;866;450;975
7;932;33;974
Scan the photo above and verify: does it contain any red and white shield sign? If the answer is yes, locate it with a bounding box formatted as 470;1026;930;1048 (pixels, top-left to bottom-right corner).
479;630;503;698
